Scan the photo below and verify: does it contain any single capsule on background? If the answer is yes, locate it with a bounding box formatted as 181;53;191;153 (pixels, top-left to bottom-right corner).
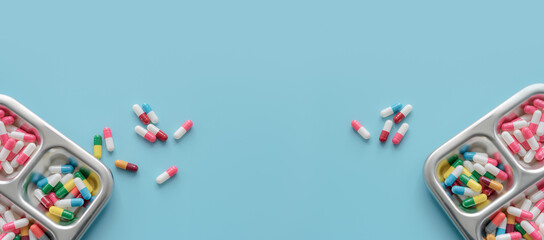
74;178;91;200
2;218;29;232
30;224;50;240
48;165;74;174
141;103;159;124
350;120;370;140
16;143;36;165
379;103;402;118
0;122;8;145
174;120;193;140
55;199;84;208
379;120;393;142
392;123;409;145
0;138;16;162
501;132;521;153
115;160;138;172
393;104;412;124
508;206;533;220
156;166;178;184
485;212;505;234
134;126;156;142
103;127;114;152
462;193;487;208
8;132;35;143
90;135;101;161
49;206;74;221
33;189;53;209
147;124;168;141
53;173;73;192
132;104;150;125
42;173;61;194
451;186;479;196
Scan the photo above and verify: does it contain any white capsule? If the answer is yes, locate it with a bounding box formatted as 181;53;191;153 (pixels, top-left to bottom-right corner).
521;114;533;121
519;147;528;157
1;162;13;174
0;204;6;215
3;211;15;223
536;212;544;225
1;232;15;240
132;104;145;116
473;163;486;176
463;161;475;172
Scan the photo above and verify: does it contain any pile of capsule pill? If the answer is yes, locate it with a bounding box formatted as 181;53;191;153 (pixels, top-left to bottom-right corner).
480;180;544;240
499;99;544;164
351;103;412;145
0;197;52;240
0;109;38;175
93;103;193;184
439;142;513;212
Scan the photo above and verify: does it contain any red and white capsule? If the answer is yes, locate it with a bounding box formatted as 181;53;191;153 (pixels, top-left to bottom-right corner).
351;120;370;140
473;155;498;166
502;118;529;131
485;163;508;181
147;124;168;141
514;129;531;150
6;140;24;162
530;111;543;133
16;143;36;165
8;132;35;143
0;138;16;162
523;127;540;150
392;123;409;145
134;126;156;142
156;166;178;184
508;206;534;220
502;132;521;153
379;120;393;142
174;120;193;140
393;104;412;124
103;127;114;152
132;104;150;125
2;218;28;232
530;200;544;220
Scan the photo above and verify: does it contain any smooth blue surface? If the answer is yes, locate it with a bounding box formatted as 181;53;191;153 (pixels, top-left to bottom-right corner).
1;1;544;239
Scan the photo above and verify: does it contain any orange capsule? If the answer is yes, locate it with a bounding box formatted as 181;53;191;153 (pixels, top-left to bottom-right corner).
115;160;138;172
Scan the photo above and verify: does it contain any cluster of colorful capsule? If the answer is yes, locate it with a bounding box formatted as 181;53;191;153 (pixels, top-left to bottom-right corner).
0;109;39;175
499;98;544;164
439;143;512;211
29;161;98;225
351;103;412;145
0;199;51;240
481;181;544;240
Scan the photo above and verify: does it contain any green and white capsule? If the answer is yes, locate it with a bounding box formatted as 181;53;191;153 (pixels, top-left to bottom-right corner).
53;174;73;192
41;174;61;194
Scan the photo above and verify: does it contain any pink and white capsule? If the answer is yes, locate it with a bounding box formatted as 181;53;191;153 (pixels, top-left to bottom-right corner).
502;119;529;131
134;126;156;143
1;161;13;174
0;232;15;240
0;138;16;162
525;149;536;163
16;143;36;165
7;140;24;163
174;120;193;140
514;129;531;150
485;163;508;181
472;155;498;166
502;132;521;153
392;123;409;145
538;113;544;137
156;166;178;184
531;188;544;203
526;105;539;114
537;148;544;161
508;206;534;220
521;220;542;240
496;232;522;240
473;163;487;178
351;120;370;140
530;200;544;220
2;218;28;232
523;127;540;150
8;132;35;143
0;122;7;145
530;110;543;133
103;127;114;152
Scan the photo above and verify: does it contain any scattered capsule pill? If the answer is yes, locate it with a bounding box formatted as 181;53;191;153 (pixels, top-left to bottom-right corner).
501;132;521;153
16;143;36;165
0;232;15;240
526;105;538;114
147;124;168;141
530;110;543;133
47;192;59;205
393;104;412;124
497;217;507;235
0;138;16;162
502;119;528;131
132;104;150;125
55;199;84;208
392;123;409;145
445;165;463;186
530;200;544;220
485;163;508;181
479;176;503;192
451;186;479;196
378;120;393;142
6;140;24;162
93;134;102;159
30;224;49;240
55;179;76;199
8;132;35;143
0;122;8;145
114;160;138;172
48;165;73;174
134;126;156;142
462;193;487;208
2;218;28;232
174;120;193;140
513;129;531;150
350;120;370;140
459;174;482;192
156;166;178;184
379;103;402;118
48;206;74;220
33;189;53;209
41;173;61;194
459;144;470;155
508;206;533;220
463;152;488;161
74;171;94;193
532;188;544;203
103;127;114;152
141;103;159;124
74;178;91;200
496;232;522;240
521;220;542;240
525;149;537;163
486;212;505;234
522;127;540;150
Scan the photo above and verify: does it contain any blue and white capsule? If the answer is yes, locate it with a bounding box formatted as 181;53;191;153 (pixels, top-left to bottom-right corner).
451;186;479;196
36;176;49;189
48;165;74;174
459;144;470;155
380;103;403;118
55;198;84;208
74;178;91;200
141;103;159;124
496;217;507;236
445;165;464;186
463;152;488;161
69;157;78;168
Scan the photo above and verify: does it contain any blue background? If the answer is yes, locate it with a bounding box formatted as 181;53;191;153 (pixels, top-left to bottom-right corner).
1;1;543;239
